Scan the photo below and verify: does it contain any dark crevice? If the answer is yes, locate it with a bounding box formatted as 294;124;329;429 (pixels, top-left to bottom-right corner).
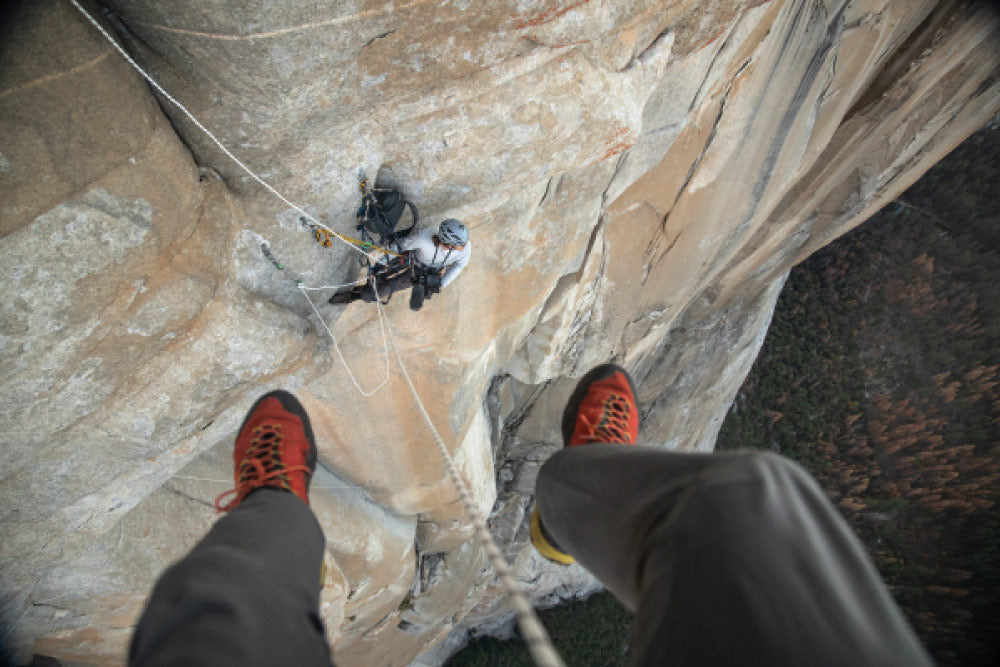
166;485;215;509
29;601;76;613
687;21;740;113
619;25;671;73
537;176;555;208
362;29;397;50
971;71;999;102
747;0;849;208
660;72;739;232
99;6;224;181
841;3;953;124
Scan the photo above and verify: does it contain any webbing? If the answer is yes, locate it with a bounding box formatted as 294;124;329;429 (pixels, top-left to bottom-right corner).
67;2;565;665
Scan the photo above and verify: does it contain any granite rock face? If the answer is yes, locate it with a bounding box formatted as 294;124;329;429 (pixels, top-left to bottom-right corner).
1;0;998;664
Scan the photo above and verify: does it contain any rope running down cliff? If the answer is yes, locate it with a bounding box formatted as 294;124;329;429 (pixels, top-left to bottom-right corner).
67;2;565;665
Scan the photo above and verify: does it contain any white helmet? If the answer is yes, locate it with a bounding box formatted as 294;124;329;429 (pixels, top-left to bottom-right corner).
438;219;468;246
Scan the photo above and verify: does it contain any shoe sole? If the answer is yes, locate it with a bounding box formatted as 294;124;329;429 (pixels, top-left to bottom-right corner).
239;390;318;473
560;363;637;448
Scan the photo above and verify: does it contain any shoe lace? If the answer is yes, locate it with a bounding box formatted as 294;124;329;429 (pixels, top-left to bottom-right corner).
577;394;633;444
214;423;311;512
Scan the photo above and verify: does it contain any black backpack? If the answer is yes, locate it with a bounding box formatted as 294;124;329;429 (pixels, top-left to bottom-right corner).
357;187;418;245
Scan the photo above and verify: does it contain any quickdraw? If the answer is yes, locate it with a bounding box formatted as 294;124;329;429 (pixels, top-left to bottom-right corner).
302;216;401;257
261;243;301;284
315;228;333;247
261;242;285;272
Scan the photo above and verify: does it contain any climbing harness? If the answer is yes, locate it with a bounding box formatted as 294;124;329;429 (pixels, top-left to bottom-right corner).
68;3;565;665
367;253;414;306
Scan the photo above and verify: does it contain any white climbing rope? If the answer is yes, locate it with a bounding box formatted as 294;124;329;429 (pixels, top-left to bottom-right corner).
297;283;391;397
299;281;365;291
374;284;566;667
260;239;391;396
67;2;565;665
66;0;381;266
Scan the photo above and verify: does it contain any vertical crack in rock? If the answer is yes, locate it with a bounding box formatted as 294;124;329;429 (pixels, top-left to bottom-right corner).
659;69;742;238
619;25;673;73
687;20;741;113
537;176;555;208
842;8;939;123
746;0;850;210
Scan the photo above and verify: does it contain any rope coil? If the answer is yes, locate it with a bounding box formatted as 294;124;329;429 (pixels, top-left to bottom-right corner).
66;3;565;665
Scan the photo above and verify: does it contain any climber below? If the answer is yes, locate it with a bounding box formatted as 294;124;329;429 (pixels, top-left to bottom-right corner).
328;218;471;310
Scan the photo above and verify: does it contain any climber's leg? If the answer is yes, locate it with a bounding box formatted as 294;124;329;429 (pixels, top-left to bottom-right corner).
531;364;639;564
130;391;329;666
358;271;413;303
328;285;362;304
535;446;932;667
129;489;329;666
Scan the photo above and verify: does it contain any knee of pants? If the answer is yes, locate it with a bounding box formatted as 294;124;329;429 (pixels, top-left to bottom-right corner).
736;450;813;485
690;451;827;536
153;548;253;602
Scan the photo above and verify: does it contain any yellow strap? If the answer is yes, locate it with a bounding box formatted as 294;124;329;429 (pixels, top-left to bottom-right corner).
315;228;401;257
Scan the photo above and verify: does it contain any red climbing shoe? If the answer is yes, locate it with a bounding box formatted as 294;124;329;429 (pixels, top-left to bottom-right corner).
215;390;317;512
532;364;640;566
561;363;639;447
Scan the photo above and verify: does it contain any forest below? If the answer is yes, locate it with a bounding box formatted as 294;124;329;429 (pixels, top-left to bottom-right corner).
448;124;1000;666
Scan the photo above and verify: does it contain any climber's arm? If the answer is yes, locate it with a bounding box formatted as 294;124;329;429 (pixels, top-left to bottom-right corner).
440;245;470;288
395;228;433;255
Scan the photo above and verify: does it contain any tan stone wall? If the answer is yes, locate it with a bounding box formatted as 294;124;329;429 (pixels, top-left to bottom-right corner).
1;1;997;664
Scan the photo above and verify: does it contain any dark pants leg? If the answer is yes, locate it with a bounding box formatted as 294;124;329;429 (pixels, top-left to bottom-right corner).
359;271;413;303
535;445;932;667
129;489;330;667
